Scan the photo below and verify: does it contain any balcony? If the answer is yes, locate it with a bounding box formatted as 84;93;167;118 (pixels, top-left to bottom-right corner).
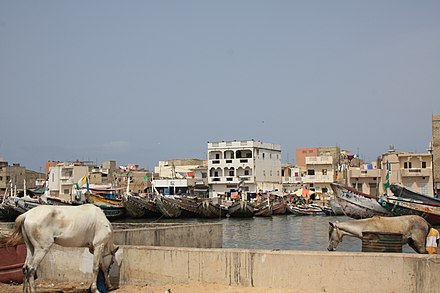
400;168;432;177
350;169;381;178
305;156;333;165
303;174;333;183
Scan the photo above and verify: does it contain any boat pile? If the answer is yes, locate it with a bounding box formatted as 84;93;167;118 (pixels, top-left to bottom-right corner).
0;190;338;221
332;182;440;225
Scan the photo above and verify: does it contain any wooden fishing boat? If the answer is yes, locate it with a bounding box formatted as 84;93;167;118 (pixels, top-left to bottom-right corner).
228;201;255;218
0;243;26;284
287;204;326;216
328;198;344;215
122;193;162;218
377;195;440;225
92;202;126;221
254;202;272;217
0;196;41;221
177;196;201;217
390;184;440;205
198;200;228;218
272;200;287;215
85;192;123;206
331;183;391;219
156;195;182;218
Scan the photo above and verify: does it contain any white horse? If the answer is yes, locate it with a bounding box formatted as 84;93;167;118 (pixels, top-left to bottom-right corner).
328;215;430;253
8;204;119;293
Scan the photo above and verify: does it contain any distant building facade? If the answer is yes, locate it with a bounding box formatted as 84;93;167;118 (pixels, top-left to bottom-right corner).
0;157;44;195
152;159;207;196
47;161;90;200
348;149;434;197
208;140;282;197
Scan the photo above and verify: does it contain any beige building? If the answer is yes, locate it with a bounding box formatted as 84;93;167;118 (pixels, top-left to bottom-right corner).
0;158;44;195
348;149;434;196
152;159;207;196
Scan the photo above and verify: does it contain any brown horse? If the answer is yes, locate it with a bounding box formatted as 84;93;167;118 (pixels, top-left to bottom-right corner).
328;215;430;253
7;204;119;293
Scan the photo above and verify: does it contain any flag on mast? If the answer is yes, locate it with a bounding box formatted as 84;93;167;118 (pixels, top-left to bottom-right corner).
383;160;391;192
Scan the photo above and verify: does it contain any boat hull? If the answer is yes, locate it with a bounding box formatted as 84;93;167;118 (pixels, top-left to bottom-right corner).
122;194;161;218
228;201;255;218
0;244;26;284
156;196;182;218
377;196;440;225
331;183;391;219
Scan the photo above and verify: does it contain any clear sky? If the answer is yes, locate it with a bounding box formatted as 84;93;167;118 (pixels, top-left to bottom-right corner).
1;1;439;172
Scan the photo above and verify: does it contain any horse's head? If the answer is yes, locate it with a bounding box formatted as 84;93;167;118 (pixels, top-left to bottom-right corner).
328;221;342;251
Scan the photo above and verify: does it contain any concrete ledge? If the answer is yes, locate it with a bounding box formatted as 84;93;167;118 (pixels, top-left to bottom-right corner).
38;246;440;293
113;223;223;248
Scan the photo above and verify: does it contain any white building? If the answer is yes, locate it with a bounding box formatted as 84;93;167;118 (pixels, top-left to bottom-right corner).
47;162;89;200
208;140;282;197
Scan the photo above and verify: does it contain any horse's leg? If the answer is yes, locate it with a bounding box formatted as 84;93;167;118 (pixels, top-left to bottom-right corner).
27;247;51;293
90;243;105;293
21;223;34;293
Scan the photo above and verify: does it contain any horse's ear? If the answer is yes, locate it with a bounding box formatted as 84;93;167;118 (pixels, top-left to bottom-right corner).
329;222;334;227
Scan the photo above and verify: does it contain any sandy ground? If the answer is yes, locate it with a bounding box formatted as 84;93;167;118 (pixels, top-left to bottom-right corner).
0;280;319;293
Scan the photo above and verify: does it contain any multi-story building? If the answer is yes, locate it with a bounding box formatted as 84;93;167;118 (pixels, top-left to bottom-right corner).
0;157;44;195
348;149;434;196
348;162;381;196
281;164;302;193
433;114;440;195
47;161;90;200
303;155;334;193
207;140;282;197
296;148;318;172
152;159;207;196
89;160;117;186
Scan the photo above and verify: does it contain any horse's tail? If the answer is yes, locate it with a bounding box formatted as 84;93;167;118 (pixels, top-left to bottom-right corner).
5;213;26;246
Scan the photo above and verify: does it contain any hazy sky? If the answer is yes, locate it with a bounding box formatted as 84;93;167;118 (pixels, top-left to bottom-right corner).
1;1;439;172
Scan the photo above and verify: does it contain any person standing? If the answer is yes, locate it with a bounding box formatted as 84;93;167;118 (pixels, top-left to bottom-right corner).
426;228;440;254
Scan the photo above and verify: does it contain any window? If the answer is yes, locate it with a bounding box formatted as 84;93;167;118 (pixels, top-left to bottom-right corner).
404;162;412;169
63;189;69;194
244;170;249;176
262;153;265;159
307;170;315;175
270;170;272;176
322;169;327;175
214;171;219;177
215;154;220;159
422;161;427;168
229;170;234;176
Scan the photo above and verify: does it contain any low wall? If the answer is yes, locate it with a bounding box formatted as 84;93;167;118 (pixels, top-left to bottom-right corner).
38;246;440;293
112;223;223;248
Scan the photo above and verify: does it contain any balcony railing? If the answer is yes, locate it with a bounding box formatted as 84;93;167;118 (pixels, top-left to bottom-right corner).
400;168;431;177
303;174;333;183
305;156;333;165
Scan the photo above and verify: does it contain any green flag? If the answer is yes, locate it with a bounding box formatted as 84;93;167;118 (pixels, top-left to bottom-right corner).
383;160;391;191
144;173;149;180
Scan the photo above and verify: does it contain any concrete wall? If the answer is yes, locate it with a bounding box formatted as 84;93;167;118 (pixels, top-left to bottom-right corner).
38;245;440;293
112;223;222;248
